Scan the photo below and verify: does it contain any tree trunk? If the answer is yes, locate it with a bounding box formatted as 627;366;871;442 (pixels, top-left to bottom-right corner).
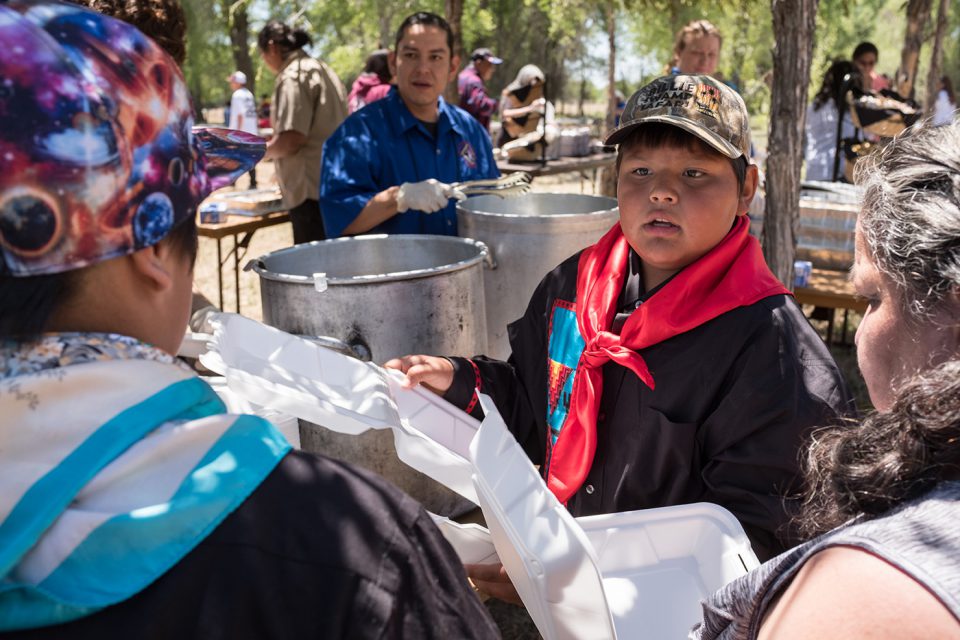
578;72;587;118
378;8;392;49
763;0;819;290
444;0;464;105
222;0;255;97
599;0;618;198
606;4;617;133
924;0;949;115
896;0;933;99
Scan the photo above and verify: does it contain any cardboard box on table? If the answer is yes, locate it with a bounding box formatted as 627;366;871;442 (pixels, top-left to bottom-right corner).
202;314;760;639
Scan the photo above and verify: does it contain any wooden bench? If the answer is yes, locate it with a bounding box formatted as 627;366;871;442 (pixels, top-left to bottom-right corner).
794;268;865;345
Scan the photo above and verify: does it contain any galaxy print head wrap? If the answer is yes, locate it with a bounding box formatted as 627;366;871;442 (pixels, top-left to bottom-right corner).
0;0;265;276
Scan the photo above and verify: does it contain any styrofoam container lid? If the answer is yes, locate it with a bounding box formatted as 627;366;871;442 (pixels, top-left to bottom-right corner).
470;394;759;640
200;313;481;504
428;513;500;565
471;394;616;640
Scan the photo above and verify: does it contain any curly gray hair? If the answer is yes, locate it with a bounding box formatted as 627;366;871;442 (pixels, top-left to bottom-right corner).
854;120;960;320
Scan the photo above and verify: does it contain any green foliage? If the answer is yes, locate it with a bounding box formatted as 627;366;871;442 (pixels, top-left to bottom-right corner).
181;0;235;112
176;0;951;123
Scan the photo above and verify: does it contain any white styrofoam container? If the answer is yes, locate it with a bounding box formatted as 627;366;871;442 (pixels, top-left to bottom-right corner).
429;514;500;565
470;394;760;640
199;313;481;504
199;314;758;639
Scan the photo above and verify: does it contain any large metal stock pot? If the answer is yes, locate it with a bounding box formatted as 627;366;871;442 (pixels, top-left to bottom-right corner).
457;193;619;359
247;234;489;516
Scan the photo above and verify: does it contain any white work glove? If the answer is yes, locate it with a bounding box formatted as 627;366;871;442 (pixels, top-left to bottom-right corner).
396;179;465;213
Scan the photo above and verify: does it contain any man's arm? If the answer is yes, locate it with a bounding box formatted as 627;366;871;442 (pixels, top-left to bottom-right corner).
341;186;400;235
264;130;306;160
319;117;385;238
464;80;498;118
265;73;311;160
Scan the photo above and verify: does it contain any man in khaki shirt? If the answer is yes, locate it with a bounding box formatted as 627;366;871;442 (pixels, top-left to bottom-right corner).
259;21;347;243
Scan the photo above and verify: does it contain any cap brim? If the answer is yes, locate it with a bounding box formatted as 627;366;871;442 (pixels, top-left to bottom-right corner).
193;127;266;191
488;56;503;64
604;114;742;159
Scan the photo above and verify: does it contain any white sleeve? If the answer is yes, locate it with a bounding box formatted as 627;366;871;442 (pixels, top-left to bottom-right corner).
229;92;241;130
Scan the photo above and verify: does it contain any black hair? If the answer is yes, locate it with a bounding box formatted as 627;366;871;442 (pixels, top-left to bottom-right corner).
852;41;879;61
257;20;311;54
393;12;453;54
812;60;861;111
0;216;198;339
614;124;748;192
363;49;391;84
66;0;187;66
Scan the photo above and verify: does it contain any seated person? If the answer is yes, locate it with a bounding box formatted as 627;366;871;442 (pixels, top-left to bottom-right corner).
498;64;558;162
0;4;498;637
694;120;960;640
320;12;498;238
388;75;855;592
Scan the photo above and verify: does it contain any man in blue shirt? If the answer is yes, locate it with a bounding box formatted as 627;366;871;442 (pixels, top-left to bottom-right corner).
320;12;499;238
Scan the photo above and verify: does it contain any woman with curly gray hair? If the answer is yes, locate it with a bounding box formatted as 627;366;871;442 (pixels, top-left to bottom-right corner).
693;120;960;640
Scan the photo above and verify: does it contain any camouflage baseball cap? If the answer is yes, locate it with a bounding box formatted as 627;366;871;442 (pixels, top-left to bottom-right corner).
605;75;751;159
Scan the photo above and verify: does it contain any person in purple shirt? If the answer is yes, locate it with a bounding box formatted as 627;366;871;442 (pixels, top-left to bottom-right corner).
458;47;502;131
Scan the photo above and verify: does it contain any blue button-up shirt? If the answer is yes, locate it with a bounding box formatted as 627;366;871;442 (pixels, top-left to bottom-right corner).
320;88;499;237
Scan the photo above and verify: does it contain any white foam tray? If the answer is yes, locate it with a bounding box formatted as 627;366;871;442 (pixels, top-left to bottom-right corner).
199;313;481;504
428;514;500;565
470;394;760;640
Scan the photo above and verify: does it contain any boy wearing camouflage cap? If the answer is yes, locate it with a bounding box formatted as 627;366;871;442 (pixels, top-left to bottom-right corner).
0;2;498;636
389;75;854;592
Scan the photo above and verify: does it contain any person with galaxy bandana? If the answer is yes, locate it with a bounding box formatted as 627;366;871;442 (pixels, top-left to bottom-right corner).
388;75;856;603
0;3;500;637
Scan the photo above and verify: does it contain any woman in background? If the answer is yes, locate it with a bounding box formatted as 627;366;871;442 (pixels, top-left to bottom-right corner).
258;20;348;244
348;48;392;114
933;75;956;127
804;60;859;181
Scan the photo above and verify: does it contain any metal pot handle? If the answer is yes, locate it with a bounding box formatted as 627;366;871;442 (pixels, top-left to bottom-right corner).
243;258;264;272
475;240;497;270
298;334;372;362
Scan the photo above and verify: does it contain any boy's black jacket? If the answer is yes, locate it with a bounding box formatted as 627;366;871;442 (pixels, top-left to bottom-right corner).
446;252;856;560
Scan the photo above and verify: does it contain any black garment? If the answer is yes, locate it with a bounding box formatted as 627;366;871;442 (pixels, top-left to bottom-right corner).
289;198;326;244
4;451;500;640
445;253;855;560
416;118;439;138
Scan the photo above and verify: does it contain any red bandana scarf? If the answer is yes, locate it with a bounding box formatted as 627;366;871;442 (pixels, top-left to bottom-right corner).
545;215;790;504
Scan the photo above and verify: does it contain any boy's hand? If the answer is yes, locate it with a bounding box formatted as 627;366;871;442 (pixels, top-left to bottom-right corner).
383;354;454;394
465;563;523;606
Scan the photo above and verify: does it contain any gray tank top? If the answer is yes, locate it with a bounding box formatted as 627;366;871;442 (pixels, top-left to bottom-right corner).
691;481;960;639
